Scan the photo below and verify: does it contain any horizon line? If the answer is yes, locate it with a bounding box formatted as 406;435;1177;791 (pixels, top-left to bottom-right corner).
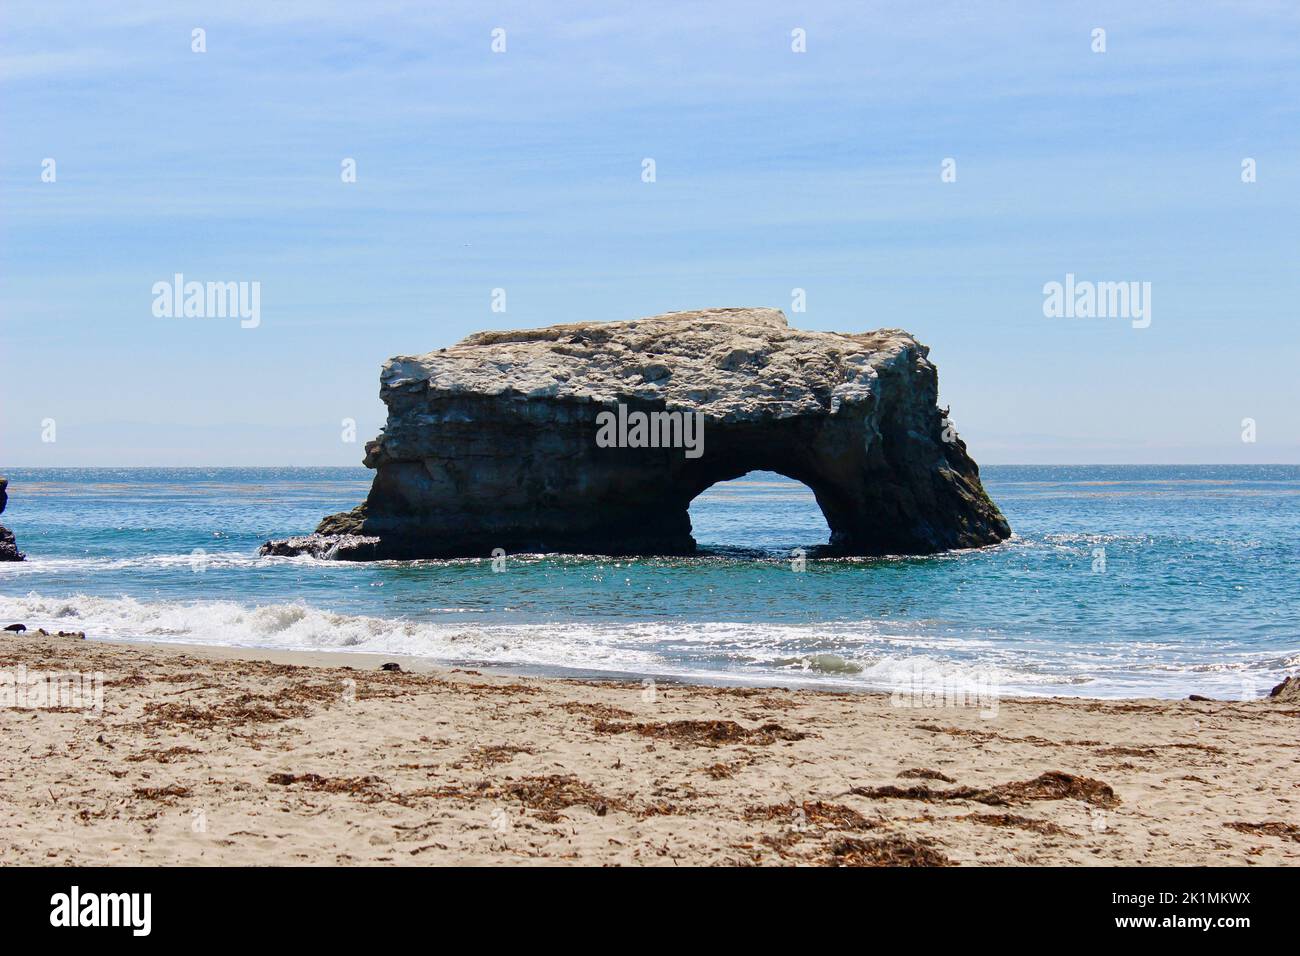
2;463;1298;470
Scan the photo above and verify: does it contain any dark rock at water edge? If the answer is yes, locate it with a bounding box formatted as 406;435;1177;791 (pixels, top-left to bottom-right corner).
1269;676;1300;704
260;308;1011;560
0;526;22;562
0;476;26;561
258;533;383;560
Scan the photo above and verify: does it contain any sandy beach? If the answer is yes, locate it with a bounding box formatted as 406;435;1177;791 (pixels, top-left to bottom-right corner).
1;631;1297;867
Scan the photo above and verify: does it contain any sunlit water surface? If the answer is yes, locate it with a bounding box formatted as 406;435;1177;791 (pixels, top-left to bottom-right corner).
1;466;1296;698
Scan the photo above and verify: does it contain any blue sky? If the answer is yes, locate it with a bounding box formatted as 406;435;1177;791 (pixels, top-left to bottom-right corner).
2;1;1298;465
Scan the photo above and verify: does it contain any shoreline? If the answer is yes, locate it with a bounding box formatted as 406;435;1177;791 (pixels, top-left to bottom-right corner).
81;637;1289;702
2;632;1297;866
88;638;1023;699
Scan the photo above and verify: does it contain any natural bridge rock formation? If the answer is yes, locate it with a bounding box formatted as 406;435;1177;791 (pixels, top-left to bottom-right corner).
262;308;1010;560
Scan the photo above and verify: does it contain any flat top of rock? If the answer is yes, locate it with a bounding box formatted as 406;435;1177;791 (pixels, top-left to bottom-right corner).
383;308;924;420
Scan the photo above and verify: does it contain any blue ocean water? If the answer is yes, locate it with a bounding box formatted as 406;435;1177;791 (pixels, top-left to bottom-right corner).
0;465;1296;698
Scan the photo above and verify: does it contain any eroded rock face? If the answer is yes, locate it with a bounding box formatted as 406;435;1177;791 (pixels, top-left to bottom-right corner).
0;477;25;562
262;308;1010;560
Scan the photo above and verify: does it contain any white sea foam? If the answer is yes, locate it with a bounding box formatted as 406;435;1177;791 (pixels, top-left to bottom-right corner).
0;553;265;575
0;591;1290;699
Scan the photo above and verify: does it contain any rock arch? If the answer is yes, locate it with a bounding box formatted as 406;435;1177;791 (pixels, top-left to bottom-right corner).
261;308;1010;560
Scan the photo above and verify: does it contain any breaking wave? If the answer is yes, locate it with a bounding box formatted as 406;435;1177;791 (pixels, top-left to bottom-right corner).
1;591;1292;699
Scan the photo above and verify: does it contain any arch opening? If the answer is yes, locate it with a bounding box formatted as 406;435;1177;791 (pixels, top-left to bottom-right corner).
686;470;833;555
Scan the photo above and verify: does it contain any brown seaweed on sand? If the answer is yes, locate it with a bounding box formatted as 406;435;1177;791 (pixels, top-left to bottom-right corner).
402;775;626;816
898;768;956;782
592;718;806;746
143;696;308;728
1223;821;1300;843
558;701;635;719
461;744;534;769
851;771;1119;809
126;746;202;764
497;775;624;815
744;800;877;831
132;785;192;801
702;759;749;780
822;836;954;867
267;772;389;801
956;812;1072;835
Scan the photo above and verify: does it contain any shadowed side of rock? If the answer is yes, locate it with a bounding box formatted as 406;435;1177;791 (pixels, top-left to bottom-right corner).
0;477;26;562
260;308;1011;560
